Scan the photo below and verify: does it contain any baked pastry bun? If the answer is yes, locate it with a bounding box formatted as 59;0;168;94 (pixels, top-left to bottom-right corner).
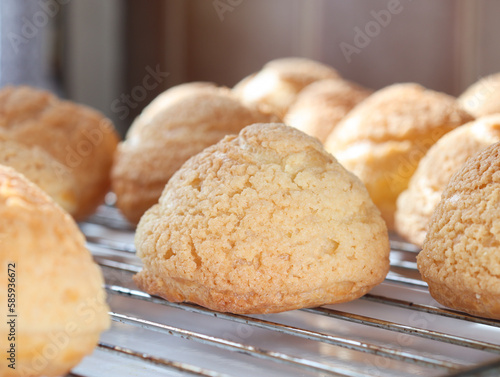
0;86;119;220
396;115;500;247
0;137;78;214
325;83;474;229
0;165;110;376
459;72;500;117
285;78;372;143
134;123;390;314
417;142;500;319
127;82;218;138
112;84;276;224
233;57;340;117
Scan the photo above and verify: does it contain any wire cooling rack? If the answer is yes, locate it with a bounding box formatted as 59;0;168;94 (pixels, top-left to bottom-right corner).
72;204;500;377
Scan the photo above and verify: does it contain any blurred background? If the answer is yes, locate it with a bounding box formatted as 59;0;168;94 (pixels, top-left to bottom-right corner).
0;0;499;135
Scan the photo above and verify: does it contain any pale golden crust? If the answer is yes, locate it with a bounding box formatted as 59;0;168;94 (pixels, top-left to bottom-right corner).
0;333;100;377
0;166;110;376
134;123;390;314
0;86;119;220
233;57;340;118
112;86;276;224
325;83;474;229
417;142;500;319
459;73;500;117
127;82;219;138
285;79;372;143
396;116;500;246
0;138;78;214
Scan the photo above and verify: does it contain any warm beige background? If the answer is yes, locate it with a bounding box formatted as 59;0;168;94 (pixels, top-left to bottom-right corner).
62;0;500;133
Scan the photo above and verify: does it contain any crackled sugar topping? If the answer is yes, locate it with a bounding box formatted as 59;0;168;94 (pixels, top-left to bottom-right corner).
420;142;500;284
396;115;500;247
134;123;389;314
418;141;500;319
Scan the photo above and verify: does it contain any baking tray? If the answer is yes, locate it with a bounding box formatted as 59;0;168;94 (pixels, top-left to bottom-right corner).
71;204;500;377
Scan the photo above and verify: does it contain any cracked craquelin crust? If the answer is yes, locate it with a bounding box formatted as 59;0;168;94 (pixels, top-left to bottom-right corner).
233;57;340;118
417;142;500;320
459;72;500;118
0;86;119;220
112;84;277;224
284;78;372;143
324;83;474;230
0;166;110;376
396;115;500;247
134;123;390;314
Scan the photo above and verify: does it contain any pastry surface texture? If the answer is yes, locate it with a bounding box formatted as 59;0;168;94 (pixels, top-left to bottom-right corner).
285;78;372;143
396;115;500;246
134;123;390;314
0;166;110;376
417;142;500;319
112;84;275;224
459;72;500;117
0;138;78;215
325;83;474;229
0;86;119;220
233;57;340;117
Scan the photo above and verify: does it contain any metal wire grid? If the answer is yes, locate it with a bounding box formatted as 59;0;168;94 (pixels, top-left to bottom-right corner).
74;205;500;377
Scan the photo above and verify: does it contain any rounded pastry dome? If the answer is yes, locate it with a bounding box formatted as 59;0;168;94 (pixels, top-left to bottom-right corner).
112;85;276;224
134;123;390;314
325;83;474;229
233;57;340;118
396;115;500;246
418;142;500;319
0;86;119;220
0;165;110;376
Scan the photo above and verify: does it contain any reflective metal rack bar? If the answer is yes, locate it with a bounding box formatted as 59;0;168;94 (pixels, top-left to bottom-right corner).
73;205;500;377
